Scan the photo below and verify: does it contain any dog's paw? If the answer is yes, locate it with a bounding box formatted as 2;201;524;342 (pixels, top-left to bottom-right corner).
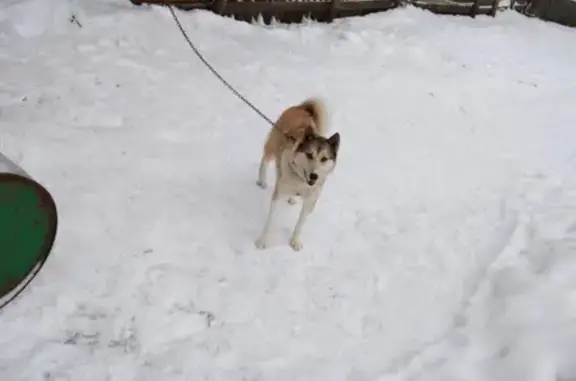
290;238;303;251
287;197;297;205
256;180;267;189
255;237;269;250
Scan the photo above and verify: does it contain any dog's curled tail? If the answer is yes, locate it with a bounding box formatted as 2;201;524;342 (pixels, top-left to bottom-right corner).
300;97;327;136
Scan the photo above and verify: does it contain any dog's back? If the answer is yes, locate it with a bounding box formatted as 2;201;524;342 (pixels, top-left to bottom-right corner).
263;97;326;159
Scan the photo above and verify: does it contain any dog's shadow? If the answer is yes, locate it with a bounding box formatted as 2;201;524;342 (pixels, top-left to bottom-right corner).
190;165;297;251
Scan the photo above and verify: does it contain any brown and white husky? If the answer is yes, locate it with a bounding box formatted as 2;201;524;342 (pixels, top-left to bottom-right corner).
255;97;340;251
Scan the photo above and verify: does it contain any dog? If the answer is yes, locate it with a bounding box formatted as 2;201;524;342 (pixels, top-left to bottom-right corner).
254;97;340;251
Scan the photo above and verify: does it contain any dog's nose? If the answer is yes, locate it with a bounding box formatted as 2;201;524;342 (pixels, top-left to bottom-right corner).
309;173;318;181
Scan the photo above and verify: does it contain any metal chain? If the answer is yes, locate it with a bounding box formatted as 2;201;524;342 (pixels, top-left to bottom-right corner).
166;5;281;129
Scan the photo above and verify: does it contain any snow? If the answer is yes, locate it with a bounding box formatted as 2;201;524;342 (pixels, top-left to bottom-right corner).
1;1;576;380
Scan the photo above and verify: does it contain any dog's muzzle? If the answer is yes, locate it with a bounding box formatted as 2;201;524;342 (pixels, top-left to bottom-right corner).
308;172;318;186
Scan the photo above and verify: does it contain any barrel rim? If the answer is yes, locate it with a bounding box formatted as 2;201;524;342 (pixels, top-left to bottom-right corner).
0;172;58;305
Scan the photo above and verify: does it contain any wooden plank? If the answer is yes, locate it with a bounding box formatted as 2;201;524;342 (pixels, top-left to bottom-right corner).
133;0;491;20
173;3;212;10
213;0;228;14
339;0;395;11
329;0;341;21
225;1;396;23
411;1;493;13
133;0;206;3
134;0;395;12
539;0;576;26
221;0;394;14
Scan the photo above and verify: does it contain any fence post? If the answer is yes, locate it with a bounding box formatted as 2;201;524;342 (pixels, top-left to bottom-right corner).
470;0;481;16
329;0;341;21
490;0;499;15
213;0;229;14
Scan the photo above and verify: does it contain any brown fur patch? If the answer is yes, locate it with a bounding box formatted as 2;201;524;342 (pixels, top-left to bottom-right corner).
262;98;326;162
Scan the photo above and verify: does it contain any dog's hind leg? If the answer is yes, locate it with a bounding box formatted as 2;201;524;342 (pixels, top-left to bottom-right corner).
258;130;282;189
256;154;271;189
255;187;280;249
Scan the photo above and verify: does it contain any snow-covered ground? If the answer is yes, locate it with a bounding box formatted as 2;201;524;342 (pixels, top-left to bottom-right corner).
1;0;576;380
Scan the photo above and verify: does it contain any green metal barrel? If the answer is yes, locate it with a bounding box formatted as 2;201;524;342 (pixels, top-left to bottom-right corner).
0;152;58;309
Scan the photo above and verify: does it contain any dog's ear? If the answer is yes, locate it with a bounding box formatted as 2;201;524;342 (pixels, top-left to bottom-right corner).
327;133;340;155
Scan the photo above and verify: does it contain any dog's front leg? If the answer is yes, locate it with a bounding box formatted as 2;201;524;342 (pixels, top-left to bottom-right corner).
255;189;280;249
289;195;318;251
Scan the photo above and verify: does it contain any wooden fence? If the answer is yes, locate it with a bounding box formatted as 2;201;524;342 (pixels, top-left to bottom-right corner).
130;0;500;24
511;0;576;27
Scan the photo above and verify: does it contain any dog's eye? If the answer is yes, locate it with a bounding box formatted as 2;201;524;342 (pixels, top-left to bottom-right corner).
320;157;328;163
306;153;313;160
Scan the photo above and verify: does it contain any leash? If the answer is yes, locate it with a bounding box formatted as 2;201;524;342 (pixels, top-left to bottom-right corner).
1;5;283;314
166;4;288;134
